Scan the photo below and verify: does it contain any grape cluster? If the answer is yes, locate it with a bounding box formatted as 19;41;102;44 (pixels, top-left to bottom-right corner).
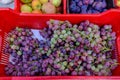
40;20;118;76
69;0;107;14
5;20;118;76
5;28;43;76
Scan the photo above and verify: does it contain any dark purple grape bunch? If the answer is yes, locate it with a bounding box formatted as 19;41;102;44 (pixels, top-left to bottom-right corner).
69;0;107;14
5;27;33;54
5;27;43;76
5;27;41;57
5;60;41;76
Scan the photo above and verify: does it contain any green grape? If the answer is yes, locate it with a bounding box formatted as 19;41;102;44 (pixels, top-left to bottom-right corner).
61;65;65;70
67;31;72;35
63;61;68;66
102;41;107;45
16;46;19;50
63;34;68;38
17;51;22;56
50;19;54;23
61;30;66;34
97;64;103;69
95;68;99;72
71;37;75;41
87;27;92;32
79;66;83;71
53;34;58;38
10;45;16;50
60;35;64;39
47;52;50;56
10;38;14;42
41;50;45;54
89;33;94;38
75;42;80;46
93;25;99;30
51;38;56;43
69;62;74;66
91;41;96;47
91;66;96;71
60;53;63;57
53;40;57;44
73;25;78;28
94;34;100;38
47;50;52;56
51;44;55;48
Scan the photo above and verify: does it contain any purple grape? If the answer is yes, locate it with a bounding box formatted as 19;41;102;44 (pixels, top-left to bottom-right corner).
81;5;88;14
77;1;83;7
71;71;77;76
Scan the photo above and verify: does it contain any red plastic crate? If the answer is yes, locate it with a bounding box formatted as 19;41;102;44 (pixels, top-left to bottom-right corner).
0;0;120;80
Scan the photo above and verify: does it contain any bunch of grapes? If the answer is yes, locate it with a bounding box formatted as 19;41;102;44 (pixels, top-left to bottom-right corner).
5;20;118;76
5;27;43;76
40;20;118;76
69;0;107;14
